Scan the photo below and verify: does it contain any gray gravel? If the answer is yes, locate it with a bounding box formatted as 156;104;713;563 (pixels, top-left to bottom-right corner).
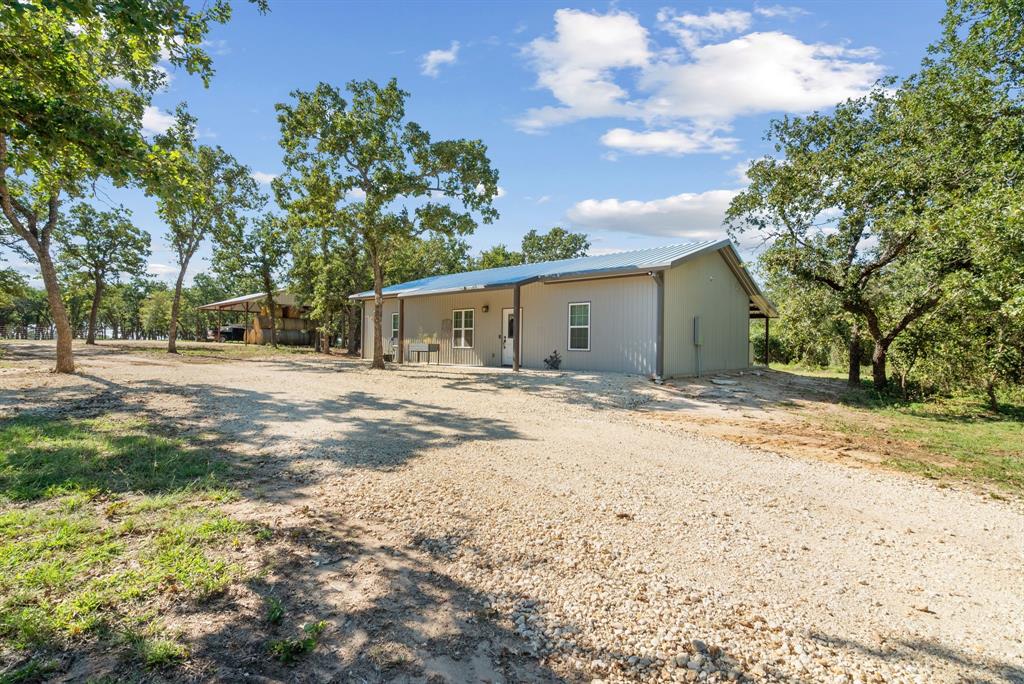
4;342;1022;683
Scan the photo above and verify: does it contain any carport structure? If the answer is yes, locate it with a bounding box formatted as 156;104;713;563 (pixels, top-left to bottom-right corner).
197;292;311;345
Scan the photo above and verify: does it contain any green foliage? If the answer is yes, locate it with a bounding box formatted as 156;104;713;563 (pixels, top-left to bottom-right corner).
476;244;525;270
214;213;289;344
56;203;151;341
387;234;472;283
140;289;173;338
0;0;261;370
473;227;590;270
147;106;265;350
730;0;1024;399
268;620;328;664
521;227;590;263
57;205;151;286
264;595;285;625
275;78;499;367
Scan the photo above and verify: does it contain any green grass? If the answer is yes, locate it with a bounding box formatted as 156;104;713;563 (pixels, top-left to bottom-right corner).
102;340;323;361
267;620;327;664
771;366;1024;494
860;398;1022;492
0;414;257;670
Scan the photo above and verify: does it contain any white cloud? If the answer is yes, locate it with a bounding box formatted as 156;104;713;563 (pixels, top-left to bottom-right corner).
536;195;551;204
600;126;739;156
518;9;650;132
639;32;882;122
202;39;231;56
567;189;740;239
147;262;178;277
754;4;810;20
518;8;884;156
141;106;174;135
251;171;277;184
657;8;751;51
475;184;506;198
420;41;460;77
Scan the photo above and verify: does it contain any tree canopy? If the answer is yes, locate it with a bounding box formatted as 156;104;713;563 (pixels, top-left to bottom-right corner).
276;78;499;368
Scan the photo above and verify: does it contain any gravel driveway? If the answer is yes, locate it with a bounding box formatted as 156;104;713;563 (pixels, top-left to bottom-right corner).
2;341;1022;683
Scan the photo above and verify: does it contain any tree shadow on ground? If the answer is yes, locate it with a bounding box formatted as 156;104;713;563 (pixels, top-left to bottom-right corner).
809;631;1024;684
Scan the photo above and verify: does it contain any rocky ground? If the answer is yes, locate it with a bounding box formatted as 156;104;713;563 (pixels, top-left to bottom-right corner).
1;341;1022;683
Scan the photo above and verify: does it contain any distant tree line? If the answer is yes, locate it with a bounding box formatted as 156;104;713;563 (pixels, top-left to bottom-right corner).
730;0;1024;409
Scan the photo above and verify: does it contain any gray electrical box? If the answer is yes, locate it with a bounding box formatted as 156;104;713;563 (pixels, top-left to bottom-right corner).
693;315;703;346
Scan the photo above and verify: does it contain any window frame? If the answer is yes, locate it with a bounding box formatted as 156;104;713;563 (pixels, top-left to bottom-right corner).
452;308;475;349
390;312;400;340
567;301;591;352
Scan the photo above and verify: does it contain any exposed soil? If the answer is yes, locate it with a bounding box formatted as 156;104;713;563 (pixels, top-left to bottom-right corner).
643;371;964;474
1;341;1022;684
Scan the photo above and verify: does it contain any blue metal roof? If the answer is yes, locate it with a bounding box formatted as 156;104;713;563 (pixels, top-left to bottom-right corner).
351;239;734;300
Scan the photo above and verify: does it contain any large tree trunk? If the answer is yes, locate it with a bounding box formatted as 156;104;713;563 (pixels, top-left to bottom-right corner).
370;251;385;370
37;247;75;373
847;323;861;388
346;306;359;354
167;256;191;354
871;340;888;392
985;378;999;413
86;276;104;345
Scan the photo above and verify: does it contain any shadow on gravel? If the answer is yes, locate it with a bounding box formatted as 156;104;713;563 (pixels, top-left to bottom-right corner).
180;510;573;683
24;372;524;474
811;631;1024;684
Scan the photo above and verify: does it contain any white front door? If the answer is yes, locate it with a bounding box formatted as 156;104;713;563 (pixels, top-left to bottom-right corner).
501;308;520;366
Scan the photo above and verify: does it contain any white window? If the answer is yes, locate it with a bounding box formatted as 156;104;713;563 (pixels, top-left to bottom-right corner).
452;309;474;348
391;312;400;340
568;302;590;351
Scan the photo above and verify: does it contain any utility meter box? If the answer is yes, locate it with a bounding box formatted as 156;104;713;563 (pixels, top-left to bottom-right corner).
693;315;703;347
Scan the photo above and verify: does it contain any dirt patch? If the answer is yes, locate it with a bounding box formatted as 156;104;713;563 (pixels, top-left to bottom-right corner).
638;370;978;485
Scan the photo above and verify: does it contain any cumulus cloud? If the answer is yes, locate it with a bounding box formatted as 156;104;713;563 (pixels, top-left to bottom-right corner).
567;189;739;239
600;126;739;156
421;41;460;77
657;8;752;51
141;106;175;135
517;8;883;157
251;171;277;184
518;9;650;132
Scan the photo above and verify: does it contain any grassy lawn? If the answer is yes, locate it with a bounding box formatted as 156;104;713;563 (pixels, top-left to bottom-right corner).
0;414;262;677
98;340;330;361
777;364;1024;496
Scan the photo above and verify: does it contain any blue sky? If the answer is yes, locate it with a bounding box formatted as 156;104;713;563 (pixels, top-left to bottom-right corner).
20;0;948;283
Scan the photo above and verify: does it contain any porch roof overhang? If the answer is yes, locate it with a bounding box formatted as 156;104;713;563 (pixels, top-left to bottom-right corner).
197;291;306;312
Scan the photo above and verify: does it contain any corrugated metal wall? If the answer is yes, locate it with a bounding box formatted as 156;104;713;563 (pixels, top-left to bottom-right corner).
520;275;657;375
663;251;750;377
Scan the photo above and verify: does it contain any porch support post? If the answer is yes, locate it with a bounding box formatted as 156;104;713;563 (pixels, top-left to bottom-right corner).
216;310;222;342
398;298;405;364
654;271;665;381
512;283;521;372
764;316;770;368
